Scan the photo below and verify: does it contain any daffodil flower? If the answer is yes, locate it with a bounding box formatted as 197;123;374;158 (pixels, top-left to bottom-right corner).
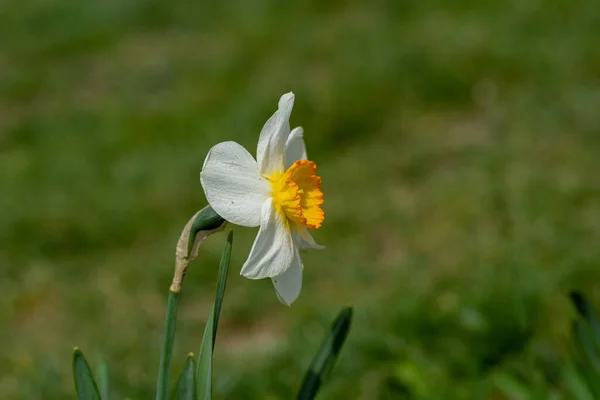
200;92;324;306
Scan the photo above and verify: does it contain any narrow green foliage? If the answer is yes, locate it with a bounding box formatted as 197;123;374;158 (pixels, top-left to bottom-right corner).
175;353;196;400
569;291;600;397
211;231;232;344
196;230;233;400
573;320;600;374
156;290;180;400
297;306;353;400
571;291;600;347
72;348;101;400
96;359;109;400
491;371;531;400
564;360;595;400
571;292;600;370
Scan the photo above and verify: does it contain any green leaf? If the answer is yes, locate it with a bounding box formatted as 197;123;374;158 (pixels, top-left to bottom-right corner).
573;320;600;375
569;291;600;397
96;359;109;400
491;371;530;400
72;348;101;400
571;291;600;350
156;290;181;400
196;230;233;400
564;360;595;400
175;353;196;400
296;306;353;400
578;360;600;397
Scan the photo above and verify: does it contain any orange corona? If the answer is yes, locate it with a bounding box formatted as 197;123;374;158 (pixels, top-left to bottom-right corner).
269;160;324;229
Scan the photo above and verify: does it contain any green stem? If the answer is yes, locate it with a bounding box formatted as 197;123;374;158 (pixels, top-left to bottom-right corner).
156;289;180;400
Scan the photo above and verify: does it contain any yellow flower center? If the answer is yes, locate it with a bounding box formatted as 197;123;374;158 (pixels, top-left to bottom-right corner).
268;160;324;229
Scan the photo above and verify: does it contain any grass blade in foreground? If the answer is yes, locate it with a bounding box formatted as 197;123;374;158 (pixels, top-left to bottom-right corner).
297;306;353;400
571;291;600;348
175;353;196;400
156;290;180;400
196;230;233;400
72;348;101;400
570;292;600;372
570;291;600;396
563;360;595;400
96;359;109;400
573;320;600;374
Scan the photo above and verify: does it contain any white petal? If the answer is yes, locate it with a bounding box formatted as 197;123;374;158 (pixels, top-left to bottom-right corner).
240;198;295;279
256;92;295;176
285;127;308;168
200;141;270;227
272;254;303;306
295;225;324;250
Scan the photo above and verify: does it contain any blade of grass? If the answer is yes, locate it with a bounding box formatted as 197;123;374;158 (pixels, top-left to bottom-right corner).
296;306;354;400
564;360;595;400
196;230;233;400
175;353;196;400
491;371;530;400
96;359;109;400
571;291;600;349
569;291;600;396
72;348;101;400
156;289;180;400
573;320;600;374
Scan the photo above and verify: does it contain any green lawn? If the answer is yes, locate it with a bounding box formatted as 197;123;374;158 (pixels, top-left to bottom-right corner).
2;1;600;398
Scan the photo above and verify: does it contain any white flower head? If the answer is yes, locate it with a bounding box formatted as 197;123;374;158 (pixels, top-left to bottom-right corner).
200;92;324;306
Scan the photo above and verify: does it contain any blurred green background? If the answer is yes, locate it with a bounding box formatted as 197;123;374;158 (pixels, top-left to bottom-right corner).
2;0;600;398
